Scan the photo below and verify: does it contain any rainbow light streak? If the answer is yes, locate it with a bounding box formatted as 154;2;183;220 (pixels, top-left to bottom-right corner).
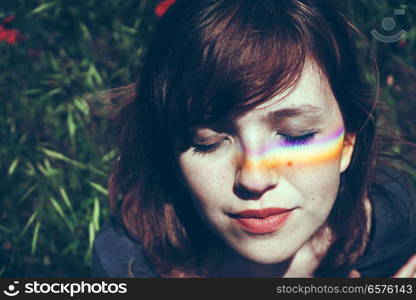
238;126;345;170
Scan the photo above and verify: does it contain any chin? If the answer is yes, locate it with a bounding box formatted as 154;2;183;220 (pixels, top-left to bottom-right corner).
247;254;291;265
235;245;296;265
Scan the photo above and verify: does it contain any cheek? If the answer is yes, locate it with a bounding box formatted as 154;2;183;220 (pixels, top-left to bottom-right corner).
177;154;230;210
237;133;344;172
280;130;345;169
177;154;235;237
284;142;344;218
291;162;341;202
285;138;344;168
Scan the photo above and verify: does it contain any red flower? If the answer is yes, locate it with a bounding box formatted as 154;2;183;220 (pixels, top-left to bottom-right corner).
155;0;176;18
0;16;23;45
0;25;19;44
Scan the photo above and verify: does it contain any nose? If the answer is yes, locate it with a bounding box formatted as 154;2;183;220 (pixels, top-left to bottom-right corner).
234;154;279;199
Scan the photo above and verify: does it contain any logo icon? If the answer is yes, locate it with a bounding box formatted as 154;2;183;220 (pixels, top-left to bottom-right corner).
3;281;20;297
371;9;407;43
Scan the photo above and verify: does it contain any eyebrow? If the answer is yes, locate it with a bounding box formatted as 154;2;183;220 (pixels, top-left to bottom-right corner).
262;104;324;124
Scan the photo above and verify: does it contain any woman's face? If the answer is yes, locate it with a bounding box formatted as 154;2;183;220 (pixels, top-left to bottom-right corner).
176;62;355;265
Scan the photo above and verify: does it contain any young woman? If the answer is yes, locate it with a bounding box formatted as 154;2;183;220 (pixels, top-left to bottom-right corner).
91;0;416;277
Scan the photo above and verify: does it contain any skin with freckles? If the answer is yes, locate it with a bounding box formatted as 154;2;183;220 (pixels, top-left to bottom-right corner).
176;62;356;277
234;125;345;171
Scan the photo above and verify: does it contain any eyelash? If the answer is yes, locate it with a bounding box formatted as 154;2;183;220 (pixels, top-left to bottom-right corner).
192;132;316;156
280;132;316;146
192;140;226;156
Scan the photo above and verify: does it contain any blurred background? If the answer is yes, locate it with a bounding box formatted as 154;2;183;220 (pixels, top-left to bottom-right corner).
0;0;415;277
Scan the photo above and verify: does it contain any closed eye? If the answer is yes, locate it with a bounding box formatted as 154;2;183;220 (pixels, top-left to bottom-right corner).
192;139;227;156
280;132;316;146
192;132;316;156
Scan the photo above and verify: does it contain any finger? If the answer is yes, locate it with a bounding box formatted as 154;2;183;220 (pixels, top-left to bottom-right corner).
393;254;416;278
348;270;361;278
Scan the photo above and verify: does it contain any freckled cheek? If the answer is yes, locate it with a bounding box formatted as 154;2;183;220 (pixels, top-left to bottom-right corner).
233;141;344;172
284;144;344;208
181;163;212;189
178;157;231;202
284;139;345;169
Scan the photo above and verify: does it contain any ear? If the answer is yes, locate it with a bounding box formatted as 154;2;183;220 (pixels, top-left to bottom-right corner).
340;133;356;173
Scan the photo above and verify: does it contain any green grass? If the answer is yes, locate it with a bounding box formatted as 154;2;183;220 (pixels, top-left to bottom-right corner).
0;0;156;277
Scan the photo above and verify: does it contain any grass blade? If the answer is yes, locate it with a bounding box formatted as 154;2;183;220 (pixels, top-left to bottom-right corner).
18;184;37;204
49;196;74;232
59;187;75;216
89;181;108;196
85;221;95;263
16;210;38;243
31;221;41;255
8;157;19;176
30;2;57;15
93;197;100;231
40;147;106;177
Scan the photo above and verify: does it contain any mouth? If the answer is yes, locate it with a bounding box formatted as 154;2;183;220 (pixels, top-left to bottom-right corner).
229;207;296;235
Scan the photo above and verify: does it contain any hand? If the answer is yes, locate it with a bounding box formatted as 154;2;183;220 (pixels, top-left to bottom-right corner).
348;269;361;278
391;254;416;278
348;254;416;278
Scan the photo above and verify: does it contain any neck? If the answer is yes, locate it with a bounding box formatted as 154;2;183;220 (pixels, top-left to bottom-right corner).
214;225;334;278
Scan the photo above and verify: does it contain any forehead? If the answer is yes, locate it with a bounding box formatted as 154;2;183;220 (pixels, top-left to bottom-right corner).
189;61;342;135
236;62;338;124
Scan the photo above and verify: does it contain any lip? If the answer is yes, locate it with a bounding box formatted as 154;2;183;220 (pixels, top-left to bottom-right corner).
230;207;295;234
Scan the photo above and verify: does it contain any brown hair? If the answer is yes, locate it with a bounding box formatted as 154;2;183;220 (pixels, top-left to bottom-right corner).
109;0;379;277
